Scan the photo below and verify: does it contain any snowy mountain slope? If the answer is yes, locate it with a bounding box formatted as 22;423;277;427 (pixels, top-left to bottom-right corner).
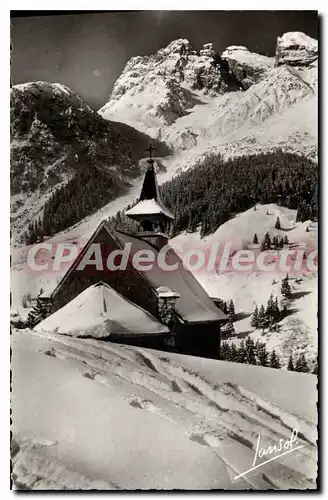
160;66;316;151
171;203;318;368
12;328;317;490
11;32;318;242
10;81;170;241
99;33;317;161
100;38;274;125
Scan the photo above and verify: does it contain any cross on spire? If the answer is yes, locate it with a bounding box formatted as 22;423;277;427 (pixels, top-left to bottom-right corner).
146;143;156;160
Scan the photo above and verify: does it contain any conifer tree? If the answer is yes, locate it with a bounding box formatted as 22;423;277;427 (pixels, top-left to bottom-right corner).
251;305;259;328
283;235;289;245
245;337;257;365
27;288;47;328
287;354;294;371
229;343;238;362
270;349;281;369
267;294;281;330
257;344;269;367
255;339;262;355
253;233;258;244
264;231;271;250
220;342;230;361
272;236;278;248
275;216;281;229
237;340;246;364
281;274;292;299
266;294;274;319
258;304;267;333
295;353;310;373
273;297;281;322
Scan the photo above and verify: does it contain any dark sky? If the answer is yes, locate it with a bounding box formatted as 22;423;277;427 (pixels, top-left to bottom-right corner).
11;11;318;109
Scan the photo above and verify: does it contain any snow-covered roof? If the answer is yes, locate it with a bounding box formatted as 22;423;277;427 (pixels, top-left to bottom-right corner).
115;229;227;323
50;220;227;325
36;282;169;338
156;286;180;298
125;198;174;220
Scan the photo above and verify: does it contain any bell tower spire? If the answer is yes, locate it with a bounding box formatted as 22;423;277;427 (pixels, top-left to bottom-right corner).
125;144;174;236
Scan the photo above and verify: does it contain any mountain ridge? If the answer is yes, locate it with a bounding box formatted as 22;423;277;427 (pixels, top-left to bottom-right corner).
99;32;317;162
10;81;170;240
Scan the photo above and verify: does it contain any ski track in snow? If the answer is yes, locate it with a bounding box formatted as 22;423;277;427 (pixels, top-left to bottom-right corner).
12;328;317;490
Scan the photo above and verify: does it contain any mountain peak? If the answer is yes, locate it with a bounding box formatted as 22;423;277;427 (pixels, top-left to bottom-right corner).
221;45;274;89
158;38;193;56
98;31;316;162
12;81;74;97
276;31;318;66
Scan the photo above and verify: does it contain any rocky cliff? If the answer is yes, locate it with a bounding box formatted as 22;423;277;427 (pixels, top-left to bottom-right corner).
275;32;318;67
99;32;317;161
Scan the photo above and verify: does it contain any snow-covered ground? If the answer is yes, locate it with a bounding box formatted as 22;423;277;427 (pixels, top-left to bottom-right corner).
11;328;317;490
171;203;318;367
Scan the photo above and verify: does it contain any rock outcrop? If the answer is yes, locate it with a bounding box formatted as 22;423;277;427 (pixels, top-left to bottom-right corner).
275;32;318;67
100;38;244;130
221;45;274;89
107;38;233;106
99;33;317;161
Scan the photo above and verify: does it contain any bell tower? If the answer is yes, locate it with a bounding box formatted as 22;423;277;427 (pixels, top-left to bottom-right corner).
126;145;174;248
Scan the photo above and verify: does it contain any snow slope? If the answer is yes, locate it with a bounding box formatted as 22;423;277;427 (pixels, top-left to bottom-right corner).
10;81;170;243
171;203;318;368
11;328;317;490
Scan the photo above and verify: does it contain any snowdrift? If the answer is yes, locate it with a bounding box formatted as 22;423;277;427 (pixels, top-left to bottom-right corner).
11;329;317;490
